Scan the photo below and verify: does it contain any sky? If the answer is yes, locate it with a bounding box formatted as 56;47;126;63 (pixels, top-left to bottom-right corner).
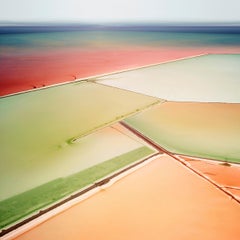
0;0;240;23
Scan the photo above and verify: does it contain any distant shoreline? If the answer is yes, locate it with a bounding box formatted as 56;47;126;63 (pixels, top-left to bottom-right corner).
1;23;240;34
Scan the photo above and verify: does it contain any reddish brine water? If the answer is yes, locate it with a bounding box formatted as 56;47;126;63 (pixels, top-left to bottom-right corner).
1;25;240;96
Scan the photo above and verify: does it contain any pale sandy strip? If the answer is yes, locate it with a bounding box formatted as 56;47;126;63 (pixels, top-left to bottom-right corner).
177;155;240;167
91;53;207;81
0;154;160;240
0;53;207;99
224;186;240;190
69;100;161;143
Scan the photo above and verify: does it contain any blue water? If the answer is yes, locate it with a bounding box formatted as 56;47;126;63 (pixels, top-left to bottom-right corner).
1;24;240;52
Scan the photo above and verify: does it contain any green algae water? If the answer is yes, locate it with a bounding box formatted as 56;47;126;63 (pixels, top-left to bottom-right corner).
0;146;154;229
125;102;240;163
0;81;159;201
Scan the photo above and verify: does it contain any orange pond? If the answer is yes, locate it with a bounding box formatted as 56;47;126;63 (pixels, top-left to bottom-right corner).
15;155;240;240
180;155;240;200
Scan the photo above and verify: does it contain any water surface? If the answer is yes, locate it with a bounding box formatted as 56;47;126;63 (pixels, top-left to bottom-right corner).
1;25;240;96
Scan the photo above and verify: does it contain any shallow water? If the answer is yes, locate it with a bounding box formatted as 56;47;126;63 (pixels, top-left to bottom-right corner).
13;155;240;240
99;54;240;103
1;26;240;95
125;102;240;163
0;82;158;200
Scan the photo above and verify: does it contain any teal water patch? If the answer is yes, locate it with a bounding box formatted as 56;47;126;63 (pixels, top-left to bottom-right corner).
1;29;240;51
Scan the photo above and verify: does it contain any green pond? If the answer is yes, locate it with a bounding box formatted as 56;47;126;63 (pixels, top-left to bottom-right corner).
0;146;154;229
0;81;159;201
125;102;240;163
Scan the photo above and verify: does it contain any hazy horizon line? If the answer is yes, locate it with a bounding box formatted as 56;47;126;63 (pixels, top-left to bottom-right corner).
1;20;240;26
1;21;240;35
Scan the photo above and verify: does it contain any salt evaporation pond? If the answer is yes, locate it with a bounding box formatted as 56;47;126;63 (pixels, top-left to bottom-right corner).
0;81;159;201
98;54;240;103
125;102;240;163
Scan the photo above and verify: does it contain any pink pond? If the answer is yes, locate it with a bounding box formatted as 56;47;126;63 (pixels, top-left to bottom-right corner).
1;45;239;96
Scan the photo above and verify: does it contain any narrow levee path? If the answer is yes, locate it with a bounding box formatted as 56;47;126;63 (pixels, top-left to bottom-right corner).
12;154;240;240
120;121;240;204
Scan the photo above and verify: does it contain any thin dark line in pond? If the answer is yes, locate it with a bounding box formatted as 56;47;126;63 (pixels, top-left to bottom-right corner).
0;152;159;237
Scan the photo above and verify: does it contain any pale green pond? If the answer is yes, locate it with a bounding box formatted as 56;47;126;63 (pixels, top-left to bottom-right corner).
0;146;155;229
97;54;240;103
125;102;240;163
0;82;159;201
